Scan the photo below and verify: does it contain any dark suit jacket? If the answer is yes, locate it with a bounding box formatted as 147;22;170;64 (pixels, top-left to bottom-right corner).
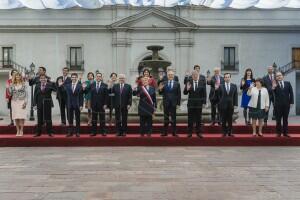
217;83;238;110
183;80;207;108
262;74;274;99
158;80;181;107
33;82;56;108
133;86;157;116
87;82;108;110
60;83;84;109
273;81;294;107
56;76;72;100
29;75;51;86
111;83;132;109
184;74;206;86
207;75;225;102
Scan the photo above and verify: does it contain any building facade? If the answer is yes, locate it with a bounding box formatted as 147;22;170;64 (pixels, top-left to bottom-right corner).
0;6;299;116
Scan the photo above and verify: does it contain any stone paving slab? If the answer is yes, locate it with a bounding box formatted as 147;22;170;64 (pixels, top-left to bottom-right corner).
0;147;300;200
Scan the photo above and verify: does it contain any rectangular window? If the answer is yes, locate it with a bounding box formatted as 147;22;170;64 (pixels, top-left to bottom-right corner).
292;48;300;69
2;47;13;68
68;47;83;70
223;47;236;71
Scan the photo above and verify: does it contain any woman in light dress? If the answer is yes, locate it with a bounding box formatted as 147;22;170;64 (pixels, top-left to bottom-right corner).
247;78;269;137
8;72;28;136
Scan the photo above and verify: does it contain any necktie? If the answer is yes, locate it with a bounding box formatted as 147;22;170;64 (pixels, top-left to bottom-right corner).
226;83;230;94
168;80;171;89
41;84;45;92
120;83;123;94
72;84;75;93
194;81;198;91
280;81;283;89
96;82;100;92
257;90;261;109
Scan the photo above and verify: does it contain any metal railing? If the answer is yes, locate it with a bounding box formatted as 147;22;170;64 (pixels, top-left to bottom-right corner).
277;61;300;75
0;60;29;74
221;60;239;71
66;60;84;71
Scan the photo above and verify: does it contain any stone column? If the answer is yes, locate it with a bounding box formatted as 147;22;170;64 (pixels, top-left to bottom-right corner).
175;30;194;81
112;30;131;75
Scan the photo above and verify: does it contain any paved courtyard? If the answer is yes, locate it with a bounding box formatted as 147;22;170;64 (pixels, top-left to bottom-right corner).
0;147;300;200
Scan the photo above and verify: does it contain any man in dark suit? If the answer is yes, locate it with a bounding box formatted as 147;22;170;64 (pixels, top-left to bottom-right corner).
33;74;56;137
87;72;108;136
58;73;84;137
216;73;238;137
272;72;294;137
184;70;207;138
263;66;276;124
133;77;157;137
184;65;206;87
158;70;181;136
207;67;225;126
29;66;51;86
157;67;179;86
56;67;72;126
111;74;132;137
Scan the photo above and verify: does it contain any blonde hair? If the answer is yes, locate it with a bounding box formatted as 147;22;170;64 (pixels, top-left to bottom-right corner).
12;72;24;85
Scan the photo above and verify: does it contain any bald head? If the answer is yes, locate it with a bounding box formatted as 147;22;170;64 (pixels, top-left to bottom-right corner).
118;73;126;84
214;67;221;75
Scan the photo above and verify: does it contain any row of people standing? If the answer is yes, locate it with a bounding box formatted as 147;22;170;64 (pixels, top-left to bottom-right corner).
5;64;294;137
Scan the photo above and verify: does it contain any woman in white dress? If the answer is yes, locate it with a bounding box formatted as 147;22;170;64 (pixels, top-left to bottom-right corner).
9;72;28;136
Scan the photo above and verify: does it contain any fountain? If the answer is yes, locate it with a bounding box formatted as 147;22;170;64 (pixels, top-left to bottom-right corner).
138;45;171;79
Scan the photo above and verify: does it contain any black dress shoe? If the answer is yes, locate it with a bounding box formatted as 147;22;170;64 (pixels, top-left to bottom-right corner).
90;133;97;137
172;133;178;137
161;133;168;137
147;132;151;137
283;134;290;137
33;134;41;137
187;133;192;138
66;134;73;137
122;132;126;137
276;133;281;137
222;133;227;137
116;133;122;137
75;132;80;137
100;131;107;136
48;133;54;137
140;133;145;137
9;121;14;126
196;133;203;138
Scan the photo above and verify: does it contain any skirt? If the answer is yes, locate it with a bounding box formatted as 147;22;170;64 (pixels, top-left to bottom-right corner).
11;99;27;120
249;107;265;120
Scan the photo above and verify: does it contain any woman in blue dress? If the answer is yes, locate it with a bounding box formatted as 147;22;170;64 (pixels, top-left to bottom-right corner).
240;68;255;125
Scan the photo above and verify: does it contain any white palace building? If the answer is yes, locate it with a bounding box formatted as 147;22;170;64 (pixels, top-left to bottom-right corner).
0;0;300;116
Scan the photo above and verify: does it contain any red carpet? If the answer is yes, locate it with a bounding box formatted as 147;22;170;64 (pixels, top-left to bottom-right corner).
0;124;300;147
0;134;300;147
